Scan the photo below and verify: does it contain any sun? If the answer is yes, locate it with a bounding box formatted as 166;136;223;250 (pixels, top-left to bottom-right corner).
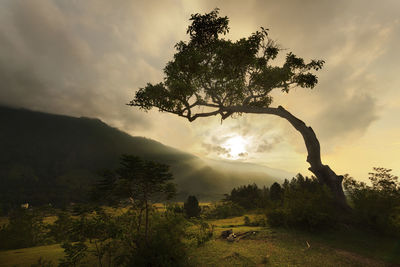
222;135;248;159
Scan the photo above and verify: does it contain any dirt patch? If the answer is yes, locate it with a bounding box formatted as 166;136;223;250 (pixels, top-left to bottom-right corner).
335;249;390;267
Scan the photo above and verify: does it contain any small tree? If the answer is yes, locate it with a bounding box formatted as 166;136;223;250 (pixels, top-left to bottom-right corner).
270;182;283;203
184;195;201;218
129;9;349;210
113;155;176;242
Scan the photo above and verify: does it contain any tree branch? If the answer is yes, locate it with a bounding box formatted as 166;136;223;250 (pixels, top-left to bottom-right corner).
222;105;322;167
188;109;222;121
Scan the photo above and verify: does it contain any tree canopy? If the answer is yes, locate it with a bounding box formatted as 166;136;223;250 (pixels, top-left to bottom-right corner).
114;155;176;204
129;9;349;209
130;8;324;122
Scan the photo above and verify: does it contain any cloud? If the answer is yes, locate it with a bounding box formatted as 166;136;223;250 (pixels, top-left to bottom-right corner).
316;94;379;140
202;142;230;156
256;137;282;153
0;0;163;131
0;0;398;179
238;152;248;158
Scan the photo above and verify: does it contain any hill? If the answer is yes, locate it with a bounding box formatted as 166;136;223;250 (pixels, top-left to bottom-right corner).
0;106;288;212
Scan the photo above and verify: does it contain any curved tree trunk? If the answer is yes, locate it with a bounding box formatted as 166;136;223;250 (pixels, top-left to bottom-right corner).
225;105;349;210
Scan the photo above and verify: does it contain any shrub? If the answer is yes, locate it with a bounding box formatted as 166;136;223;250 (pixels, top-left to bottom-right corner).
0;208;48;249
243;215;251;226
48;211;76;243
184;195;201;218
166;203;184;214
122;211;189;267
344;168;400;236
243;215;267;227
187;218;214;246
204;202;244;219
59;241;88;267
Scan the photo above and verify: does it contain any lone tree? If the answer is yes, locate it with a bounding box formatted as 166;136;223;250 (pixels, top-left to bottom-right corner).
184;195;201;218
129;9;348;210
183;196;201;218
113;155;176;242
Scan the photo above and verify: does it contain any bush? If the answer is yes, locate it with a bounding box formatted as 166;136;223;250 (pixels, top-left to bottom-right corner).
122;211;189;267
204;202;244;219
48;212;76;243
266;174;336;230
166;203;184;214
243;215;251;226
243;215;267;227
187;219;214;246
59;241;88;267
344;168;400;236
0;208;48;249
184;195;201;218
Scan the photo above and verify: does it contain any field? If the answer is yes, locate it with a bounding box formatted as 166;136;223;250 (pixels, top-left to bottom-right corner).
1;212;399;267
188;216;400;266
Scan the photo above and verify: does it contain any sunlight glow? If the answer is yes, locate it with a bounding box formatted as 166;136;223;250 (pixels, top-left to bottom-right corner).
222;135;248;159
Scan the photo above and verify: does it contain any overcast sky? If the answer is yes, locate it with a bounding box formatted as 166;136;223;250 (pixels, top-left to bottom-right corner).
1;0;399;181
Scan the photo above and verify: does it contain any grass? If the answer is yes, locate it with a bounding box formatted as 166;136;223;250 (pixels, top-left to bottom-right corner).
0;210;399;267
0;244;63;267
189;215;399;267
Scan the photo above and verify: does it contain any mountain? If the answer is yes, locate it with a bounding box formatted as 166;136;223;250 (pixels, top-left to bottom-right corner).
0;106;288;211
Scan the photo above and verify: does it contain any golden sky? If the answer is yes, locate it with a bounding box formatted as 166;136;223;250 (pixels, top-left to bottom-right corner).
0;0;399;181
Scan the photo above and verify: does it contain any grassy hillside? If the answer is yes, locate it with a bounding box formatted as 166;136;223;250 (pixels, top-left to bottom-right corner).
0;106;285;212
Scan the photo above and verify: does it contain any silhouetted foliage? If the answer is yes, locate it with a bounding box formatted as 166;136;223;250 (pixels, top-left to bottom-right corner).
266;174;336;230
270;182;283;203
225;183;262;210
122;211;189;267
91;169;118;205
48;211;75;243
48;207;190;267
0;208;48;250
113;155;176;243
224;183;271;210
131;8;323;117
344;167;400;236
184;195;201;218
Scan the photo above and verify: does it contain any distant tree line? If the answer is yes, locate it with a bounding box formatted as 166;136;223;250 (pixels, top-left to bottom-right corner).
219;168;400;234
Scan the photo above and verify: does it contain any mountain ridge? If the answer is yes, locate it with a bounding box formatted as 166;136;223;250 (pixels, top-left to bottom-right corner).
0;105;287;212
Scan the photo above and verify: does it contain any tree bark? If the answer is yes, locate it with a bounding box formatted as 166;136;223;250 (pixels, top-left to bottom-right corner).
224;105;349;210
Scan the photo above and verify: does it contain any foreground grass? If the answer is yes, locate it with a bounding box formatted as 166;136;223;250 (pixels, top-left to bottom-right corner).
188;216;400;267
0;215;399;266
0;244;63;267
